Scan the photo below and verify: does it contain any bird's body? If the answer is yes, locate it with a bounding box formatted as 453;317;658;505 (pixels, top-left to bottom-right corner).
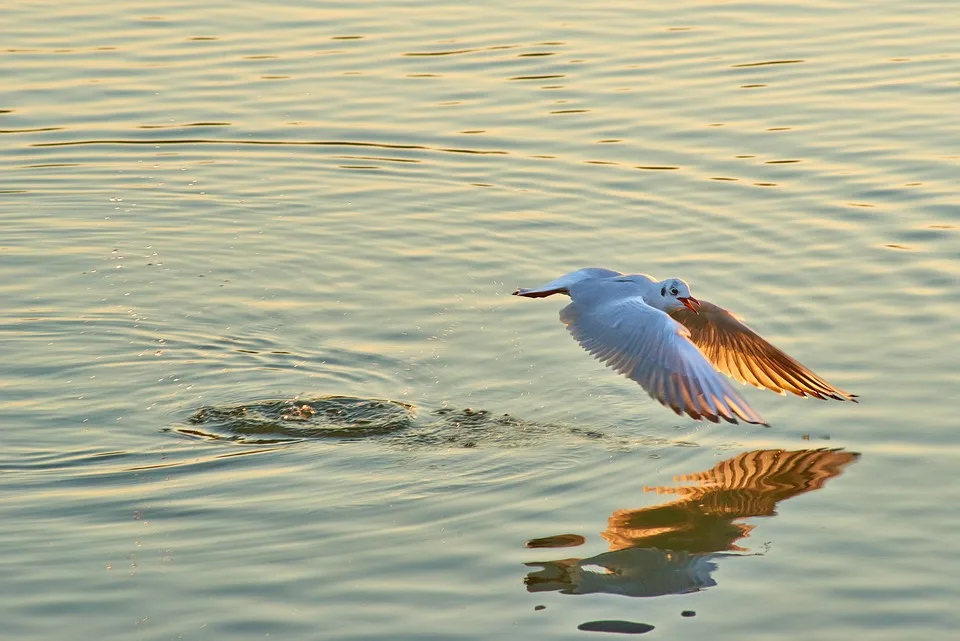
513;268;856;426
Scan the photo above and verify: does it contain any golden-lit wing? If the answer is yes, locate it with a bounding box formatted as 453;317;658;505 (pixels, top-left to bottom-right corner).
669;301;857;401
560;296;767;425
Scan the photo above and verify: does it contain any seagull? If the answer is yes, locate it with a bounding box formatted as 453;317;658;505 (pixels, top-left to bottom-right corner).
513;268;856;426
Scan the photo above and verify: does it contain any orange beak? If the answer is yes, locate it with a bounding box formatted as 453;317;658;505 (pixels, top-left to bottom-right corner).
679;296;701;313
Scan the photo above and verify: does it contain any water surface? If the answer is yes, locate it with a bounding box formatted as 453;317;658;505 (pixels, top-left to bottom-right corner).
2;0;958;639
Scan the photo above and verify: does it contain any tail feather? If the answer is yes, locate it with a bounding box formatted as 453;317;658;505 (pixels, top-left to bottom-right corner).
513;267;622;299
513;287;566;298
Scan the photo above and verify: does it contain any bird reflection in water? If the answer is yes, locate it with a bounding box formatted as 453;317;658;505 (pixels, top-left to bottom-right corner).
524;448;859;598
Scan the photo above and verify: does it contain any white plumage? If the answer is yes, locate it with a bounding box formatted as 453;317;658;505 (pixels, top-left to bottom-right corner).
514;268;856;426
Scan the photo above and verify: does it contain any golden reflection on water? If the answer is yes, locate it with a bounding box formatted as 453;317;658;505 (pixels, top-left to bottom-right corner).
525;448;859;598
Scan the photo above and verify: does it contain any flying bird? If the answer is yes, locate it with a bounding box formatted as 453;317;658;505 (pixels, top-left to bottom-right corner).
513;268;856;426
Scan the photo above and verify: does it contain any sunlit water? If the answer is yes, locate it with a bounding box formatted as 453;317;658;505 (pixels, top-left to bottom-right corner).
1;0;958;639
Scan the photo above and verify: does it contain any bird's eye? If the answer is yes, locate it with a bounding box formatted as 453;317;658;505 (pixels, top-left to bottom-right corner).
670;287;678;296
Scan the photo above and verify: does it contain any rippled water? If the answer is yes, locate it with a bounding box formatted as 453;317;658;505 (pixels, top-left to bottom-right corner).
2;0;958;639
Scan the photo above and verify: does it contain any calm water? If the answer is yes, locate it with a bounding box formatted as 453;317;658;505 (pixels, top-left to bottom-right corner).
2;0;958;638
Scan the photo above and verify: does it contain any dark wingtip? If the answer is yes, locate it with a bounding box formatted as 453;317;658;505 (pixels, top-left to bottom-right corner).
829;391;859;403
802;388;859;403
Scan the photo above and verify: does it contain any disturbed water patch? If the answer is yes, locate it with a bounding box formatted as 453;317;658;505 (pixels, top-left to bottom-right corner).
176;395;623;449
181;396;416;443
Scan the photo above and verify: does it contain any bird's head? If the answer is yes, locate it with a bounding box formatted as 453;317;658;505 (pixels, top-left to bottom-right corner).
657;278;700;314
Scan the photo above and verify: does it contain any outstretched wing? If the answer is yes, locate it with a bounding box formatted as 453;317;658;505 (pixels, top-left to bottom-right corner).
560;296;767;425
669;301;857;401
